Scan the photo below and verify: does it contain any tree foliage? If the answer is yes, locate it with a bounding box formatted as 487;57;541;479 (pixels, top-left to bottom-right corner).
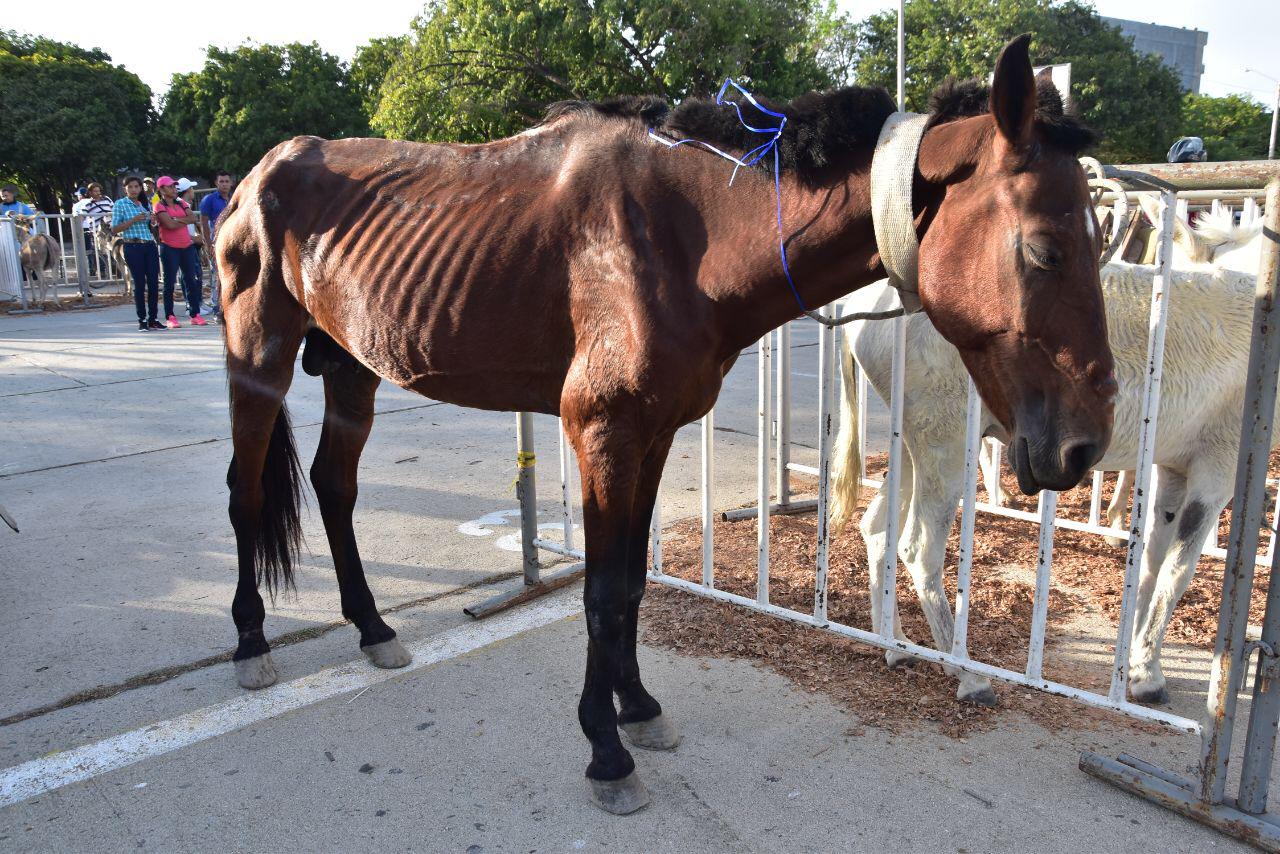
849;0;1184;163
373;0;855;143
155;42;369;178
351;36;410;129
1180;93;1273;162
0;30;153;211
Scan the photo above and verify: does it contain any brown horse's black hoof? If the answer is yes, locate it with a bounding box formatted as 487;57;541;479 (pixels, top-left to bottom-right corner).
587;771;651;815
235;652;279;689
620;713;681;751
362;637;412;669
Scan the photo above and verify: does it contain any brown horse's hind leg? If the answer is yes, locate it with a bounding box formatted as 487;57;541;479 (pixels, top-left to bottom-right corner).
616;433;679;752
310;358;411;669
566;415;652;814
224;288;306;689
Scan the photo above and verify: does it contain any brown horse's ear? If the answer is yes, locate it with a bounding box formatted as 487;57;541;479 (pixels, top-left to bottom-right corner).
990;34;1036;147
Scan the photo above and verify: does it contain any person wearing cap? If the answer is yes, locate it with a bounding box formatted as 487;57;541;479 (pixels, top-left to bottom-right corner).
176;178;205;310
72;183;113;278
153;176;206;327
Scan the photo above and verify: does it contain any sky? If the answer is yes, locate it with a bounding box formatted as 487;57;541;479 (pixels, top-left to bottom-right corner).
6;0;1279;104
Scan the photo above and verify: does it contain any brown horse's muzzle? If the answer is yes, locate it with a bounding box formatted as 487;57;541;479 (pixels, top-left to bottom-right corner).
1008;397;1111;494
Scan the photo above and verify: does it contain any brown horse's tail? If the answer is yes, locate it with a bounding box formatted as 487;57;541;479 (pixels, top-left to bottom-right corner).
829;330;862;532
226;404;304;599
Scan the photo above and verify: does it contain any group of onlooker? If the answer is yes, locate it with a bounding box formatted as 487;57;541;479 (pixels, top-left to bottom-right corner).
1;173;235;332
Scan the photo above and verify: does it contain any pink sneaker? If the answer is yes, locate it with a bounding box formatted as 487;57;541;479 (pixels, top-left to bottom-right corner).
166;315;180;329
191;315;208;326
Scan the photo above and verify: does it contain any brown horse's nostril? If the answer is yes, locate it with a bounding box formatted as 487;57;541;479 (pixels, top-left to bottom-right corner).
1062;441;1099;478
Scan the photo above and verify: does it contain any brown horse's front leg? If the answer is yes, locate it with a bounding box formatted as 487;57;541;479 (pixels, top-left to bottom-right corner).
567;416;651;814
615;433;680;752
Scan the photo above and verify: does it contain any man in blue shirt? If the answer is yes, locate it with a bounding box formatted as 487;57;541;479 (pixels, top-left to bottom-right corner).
1;185;36;218
198;171;233;321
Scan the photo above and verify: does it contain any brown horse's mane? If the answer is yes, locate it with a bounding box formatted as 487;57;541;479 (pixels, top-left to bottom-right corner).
543;76;1095;183
927;77;1098;153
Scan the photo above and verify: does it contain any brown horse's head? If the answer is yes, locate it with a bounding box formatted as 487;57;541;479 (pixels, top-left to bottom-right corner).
915;36;1113;494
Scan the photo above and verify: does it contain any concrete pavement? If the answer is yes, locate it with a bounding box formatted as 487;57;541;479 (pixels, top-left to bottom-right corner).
0;304;1256;852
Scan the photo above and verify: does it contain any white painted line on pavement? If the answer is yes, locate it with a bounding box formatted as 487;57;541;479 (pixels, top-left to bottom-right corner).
0;590;582;809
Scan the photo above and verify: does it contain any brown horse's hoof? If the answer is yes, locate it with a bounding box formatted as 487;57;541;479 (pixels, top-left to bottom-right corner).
235;653;278;689
362;638;412;669
620;714;681;751
587;771;651;815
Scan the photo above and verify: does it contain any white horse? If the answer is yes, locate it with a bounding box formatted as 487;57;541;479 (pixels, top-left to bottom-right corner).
830;207;1266;705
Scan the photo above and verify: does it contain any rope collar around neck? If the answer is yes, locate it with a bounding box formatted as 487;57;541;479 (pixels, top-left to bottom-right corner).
866;111;929;318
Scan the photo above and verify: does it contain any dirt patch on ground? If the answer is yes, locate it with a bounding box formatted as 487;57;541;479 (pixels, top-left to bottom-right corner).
5;289;132;312
641;453;1275;739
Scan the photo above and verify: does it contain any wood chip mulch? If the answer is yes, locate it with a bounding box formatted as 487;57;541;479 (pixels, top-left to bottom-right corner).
640;452;1276;739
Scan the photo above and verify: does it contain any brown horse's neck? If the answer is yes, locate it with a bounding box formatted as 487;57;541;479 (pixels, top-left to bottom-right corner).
696;115;988;359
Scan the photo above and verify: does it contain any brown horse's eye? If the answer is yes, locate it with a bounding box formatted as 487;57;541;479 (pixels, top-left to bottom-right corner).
1024;242;1062;271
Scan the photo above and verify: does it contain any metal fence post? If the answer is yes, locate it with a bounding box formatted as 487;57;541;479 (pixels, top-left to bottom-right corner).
0;219;30;312
1109;190;1176;703
70;215;91;307
776;323;792;507
1081;179;1280;850
1202;178;1280;803
464;412;588;619
515;411;540;585
757;335;771;605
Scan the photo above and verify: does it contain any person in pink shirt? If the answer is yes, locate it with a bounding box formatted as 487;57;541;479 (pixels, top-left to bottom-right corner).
153;176;207;327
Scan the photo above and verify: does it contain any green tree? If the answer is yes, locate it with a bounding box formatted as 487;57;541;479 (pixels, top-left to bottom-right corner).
155;42;369;178
849;0;1184;163
0;30;153;211
351;36;410;128
1180;93;1273;162
373;0;854;143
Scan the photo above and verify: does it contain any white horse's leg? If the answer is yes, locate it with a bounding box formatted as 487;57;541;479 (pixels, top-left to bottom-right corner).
1126;466;1185;703
899;438;996;705
1130;461;1229;704
863;456;916;666
1103;470;1134;548
978;438;1005;506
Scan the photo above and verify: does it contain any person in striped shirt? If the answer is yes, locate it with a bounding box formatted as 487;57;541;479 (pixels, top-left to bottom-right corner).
111;176;163;331
73;183;113;278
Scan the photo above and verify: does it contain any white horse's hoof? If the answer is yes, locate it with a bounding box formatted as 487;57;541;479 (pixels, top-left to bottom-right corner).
885;649;916;670
959;685;998;707
235;653;278;689
587;771;651;815
620;714;681;751
1130;684;1169;705
362;637;412;669
1103;535;1126;549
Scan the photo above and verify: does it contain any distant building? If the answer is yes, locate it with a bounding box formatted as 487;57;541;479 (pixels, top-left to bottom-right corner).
1102;17;1208;93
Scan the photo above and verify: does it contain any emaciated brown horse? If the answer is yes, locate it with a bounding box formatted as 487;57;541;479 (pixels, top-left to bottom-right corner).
216;36;1114;812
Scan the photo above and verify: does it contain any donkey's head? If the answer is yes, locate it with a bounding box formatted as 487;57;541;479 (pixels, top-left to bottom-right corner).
8;214;34;240
914;36;1113;494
